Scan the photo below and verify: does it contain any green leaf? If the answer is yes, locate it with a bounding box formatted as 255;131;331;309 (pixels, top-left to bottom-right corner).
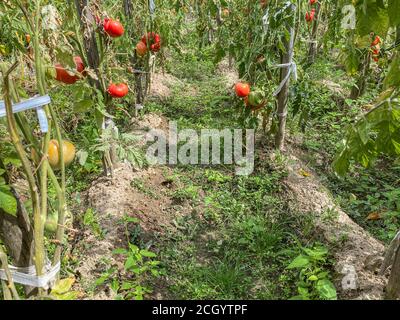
357;121;370;145
316;279;337;300
124;216;139;223
388;0;400;27
0;186;17;216
308;275;318;281
74;98;93;113
303;246;328;260
384;53;400;90
124;256;137;270
140;250;157;258
356;2;389;37
287;255;310;269
113;248;128;255
121;281;134;290
55;48;76;69
392;139;400;154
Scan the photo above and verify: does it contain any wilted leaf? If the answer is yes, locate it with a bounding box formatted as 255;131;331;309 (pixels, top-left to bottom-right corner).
76;150;88;166
366;212;382;221
50;278;79;300
299;169;311;177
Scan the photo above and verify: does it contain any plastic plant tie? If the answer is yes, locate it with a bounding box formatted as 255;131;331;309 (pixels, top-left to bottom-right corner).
0;95;51;133
276;111;288;118
132;69;149;74
149;0;156;15
271;62;297;97
262;8;270;35
0;261;60;290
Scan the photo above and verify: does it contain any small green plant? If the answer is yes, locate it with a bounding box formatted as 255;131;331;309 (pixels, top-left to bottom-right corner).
94;215;161;300
288;244;337;300
172;185;199;201
92;128;146;170
100;244;161;300
205;169;231;184
83;208;104;239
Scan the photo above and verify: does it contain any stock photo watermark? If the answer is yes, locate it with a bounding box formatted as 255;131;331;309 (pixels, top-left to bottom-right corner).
341;5;356;30
145;121;255;176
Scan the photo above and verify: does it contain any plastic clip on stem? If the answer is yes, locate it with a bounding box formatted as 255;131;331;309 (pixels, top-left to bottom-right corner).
0;95;51;133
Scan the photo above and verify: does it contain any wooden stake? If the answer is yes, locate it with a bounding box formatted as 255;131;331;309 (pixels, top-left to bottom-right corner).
307;2;321;64
387;243;400;299
275;4;296;151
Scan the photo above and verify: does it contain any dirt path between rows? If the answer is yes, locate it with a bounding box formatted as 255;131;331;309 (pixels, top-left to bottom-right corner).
282;143;386;300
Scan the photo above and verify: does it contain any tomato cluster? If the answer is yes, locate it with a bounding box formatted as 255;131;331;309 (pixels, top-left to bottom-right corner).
235;83;267;112
305;0;318;23
54;17;162;100
135;32;162;57
141;32;162;53
370;35;382;63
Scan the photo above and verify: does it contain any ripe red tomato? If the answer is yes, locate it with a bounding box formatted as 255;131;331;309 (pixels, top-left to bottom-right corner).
136;41;148;56
55;56;85;85
235;83;250;98
306;9;316;22
108;83;129;98
371;36;381;47
310;0;317;5
150;42;161;52
103;18;124;38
